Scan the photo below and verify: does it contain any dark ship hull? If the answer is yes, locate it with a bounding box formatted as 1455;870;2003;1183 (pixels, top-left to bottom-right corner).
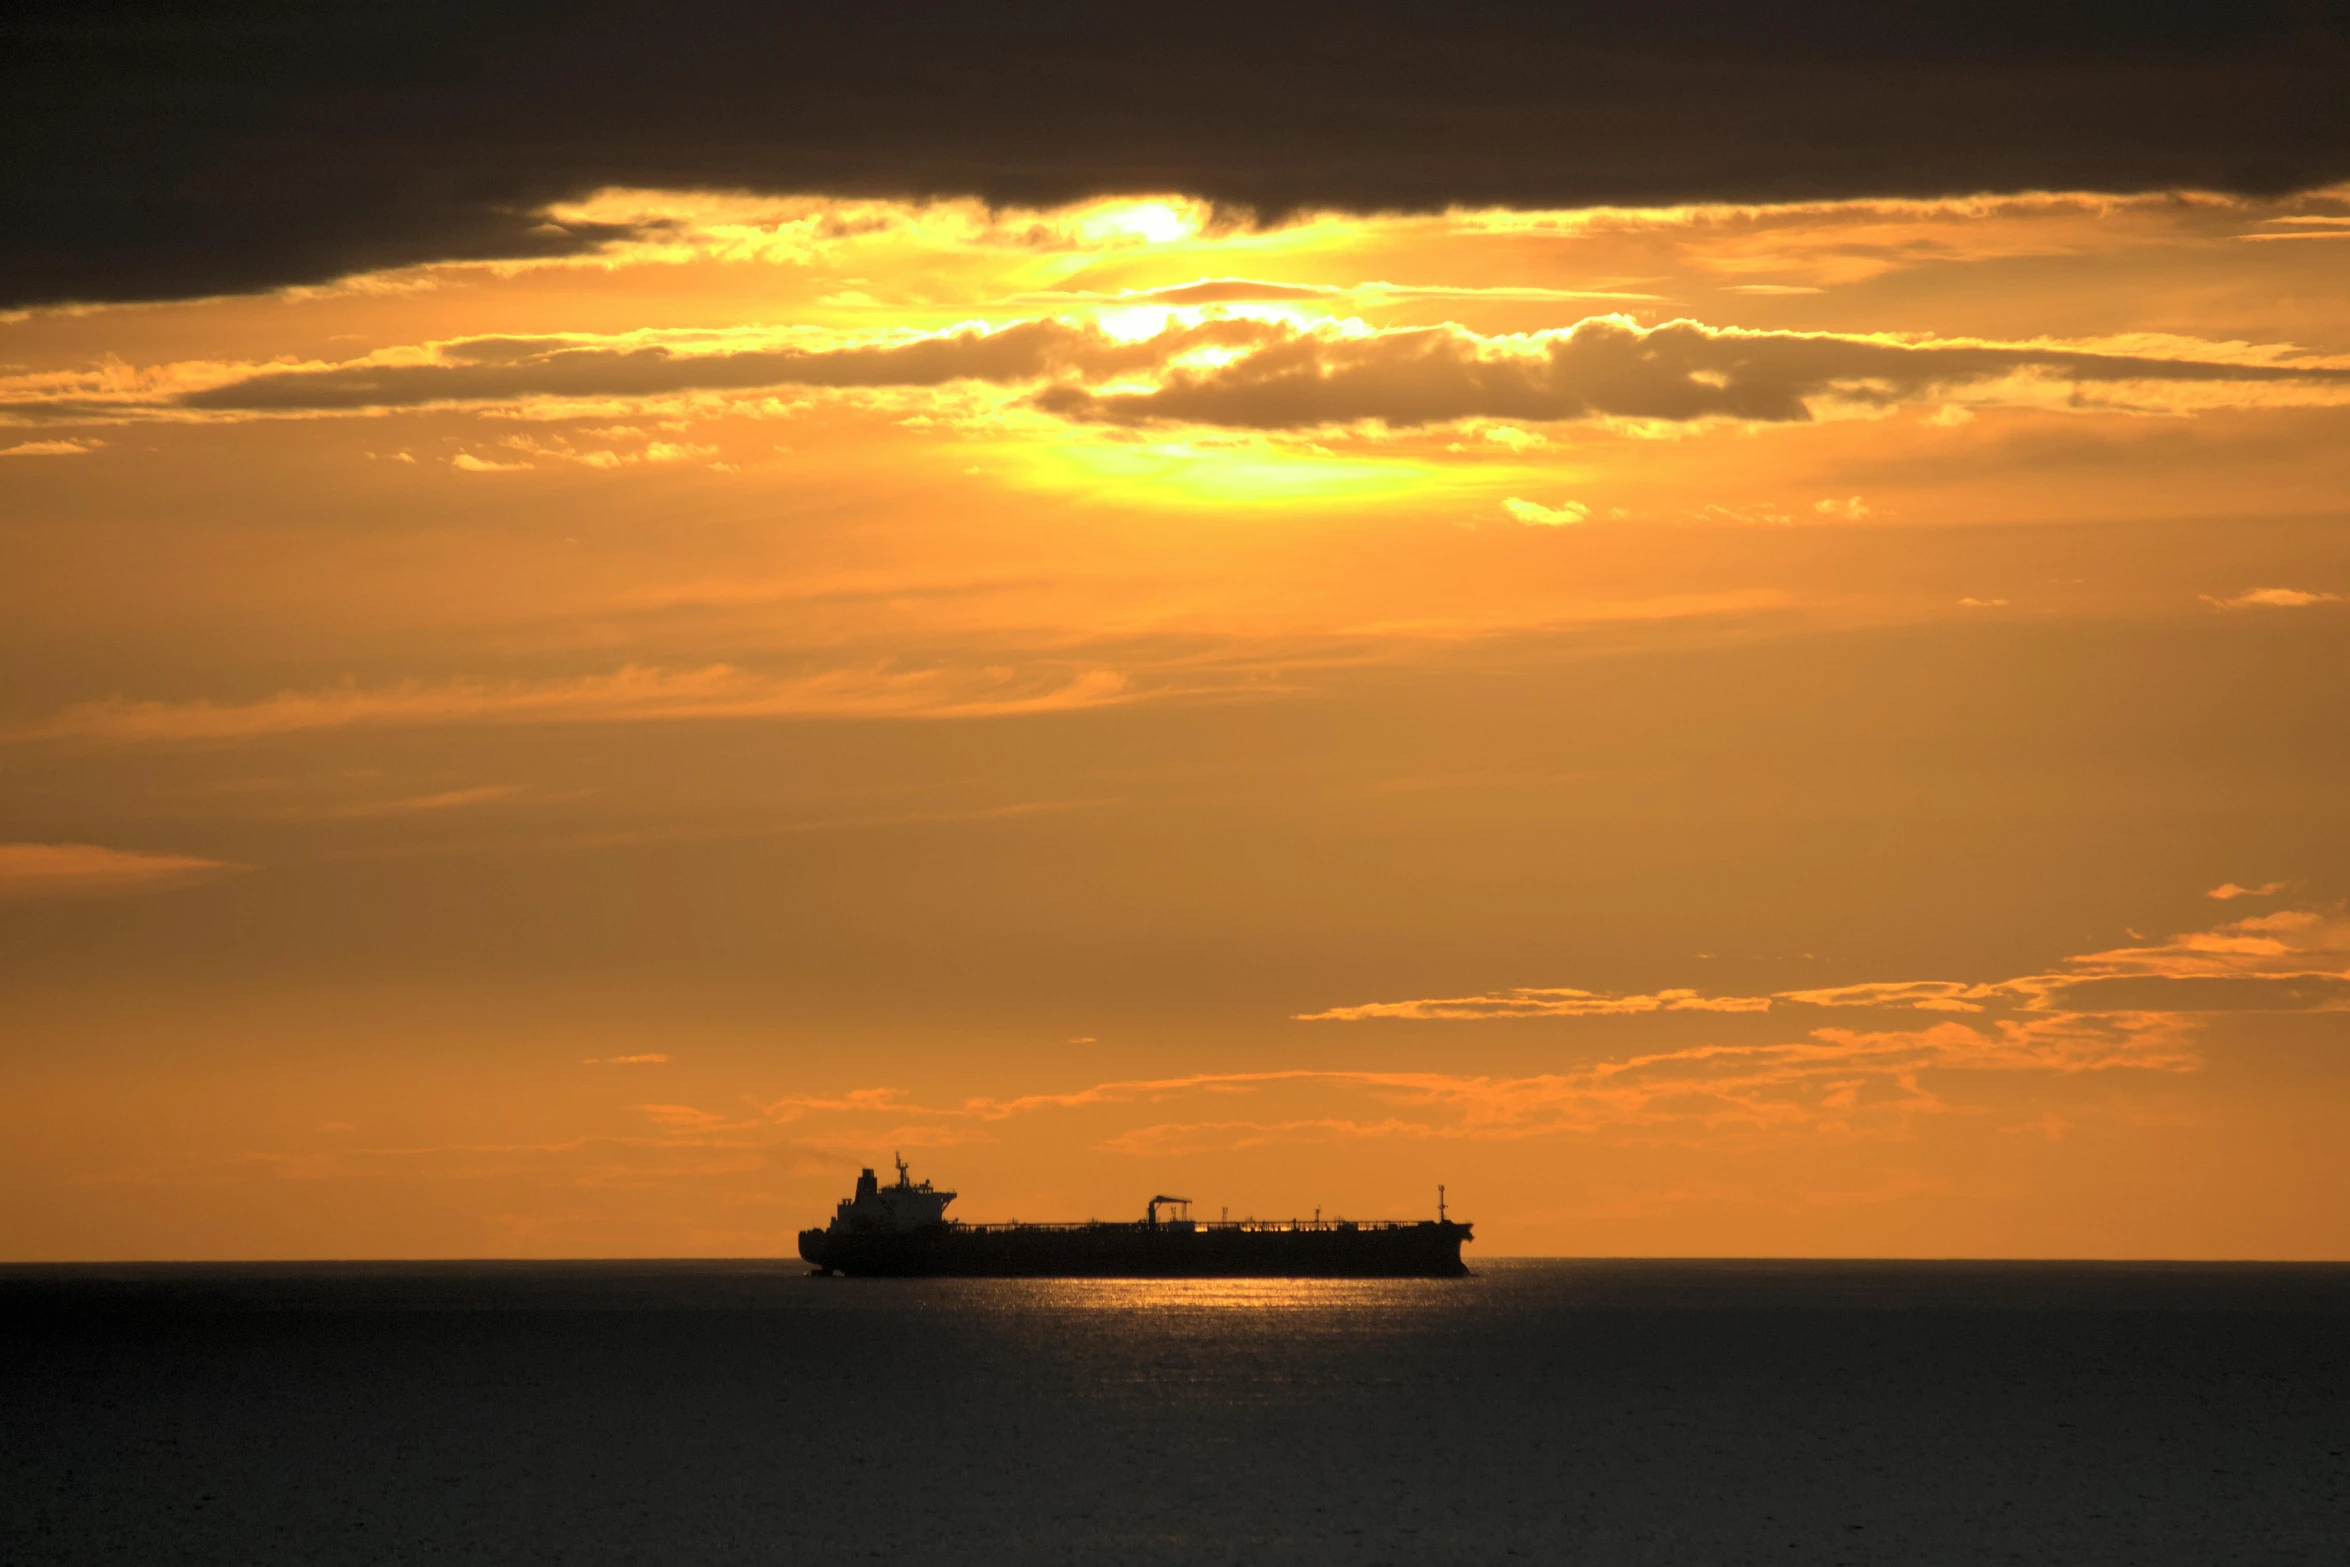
799;1219;1472;1278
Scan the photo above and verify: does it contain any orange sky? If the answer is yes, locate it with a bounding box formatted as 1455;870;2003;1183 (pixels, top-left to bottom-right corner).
3;187;2348;1259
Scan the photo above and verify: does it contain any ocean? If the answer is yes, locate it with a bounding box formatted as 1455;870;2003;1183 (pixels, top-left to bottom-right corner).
4;1259;2345;1564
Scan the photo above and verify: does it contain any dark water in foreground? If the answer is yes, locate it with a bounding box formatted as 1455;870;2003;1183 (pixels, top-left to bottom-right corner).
4;1260;2347;1565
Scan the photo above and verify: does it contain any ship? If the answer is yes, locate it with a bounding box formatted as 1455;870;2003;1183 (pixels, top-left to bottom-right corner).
798;1157;1472;1277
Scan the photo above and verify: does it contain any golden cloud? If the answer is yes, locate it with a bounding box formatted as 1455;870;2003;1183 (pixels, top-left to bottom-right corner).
0;842;243;899
1296;987;1772;1022
6;662;1135;746
20;314;2346;435
739;1008;2203;1160
2202;588;2344;609
1303;900;2350;1028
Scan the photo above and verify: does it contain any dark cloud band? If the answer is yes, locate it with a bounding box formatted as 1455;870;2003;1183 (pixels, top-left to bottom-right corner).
164;316;2350;429
5;0;2347;309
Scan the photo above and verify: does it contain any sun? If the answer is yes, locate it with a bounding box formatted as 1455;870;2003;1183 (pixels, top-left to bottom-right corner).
1072;199;1205;247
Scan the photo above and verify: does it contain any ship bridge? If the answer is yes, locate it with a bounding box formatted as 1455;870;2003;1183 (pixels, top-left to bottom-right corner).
832;1155;957;1234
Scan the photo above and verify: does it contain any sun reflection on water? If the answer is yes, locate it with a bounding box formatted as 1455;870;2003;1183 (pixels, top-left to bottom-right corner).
978;1276;1472;1314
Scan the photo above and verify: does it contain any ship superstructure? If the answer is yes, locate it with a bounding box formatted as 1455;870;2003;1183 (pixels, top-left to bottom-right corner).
798;1157;1472;1278
826;1159;956;1232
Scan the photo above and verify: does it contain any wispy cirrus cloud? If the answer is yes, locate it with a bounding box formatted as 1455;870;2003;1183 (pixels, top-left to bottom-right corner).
0;842;244;899
312;785;528;820
1295;987;1771;1022
2010;908;2350;1014
1299;900;2350;1029
109;1007;2207;1201
2202;587;2344;609
1775;980;1990;1013
157;908;2296;1200
4;662;1135;747
736;1006;2201;1161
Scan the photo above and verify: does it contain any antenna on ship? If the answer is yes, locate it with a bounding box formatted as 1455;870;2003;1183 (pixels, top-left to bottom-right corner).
1438;1184;1447;1222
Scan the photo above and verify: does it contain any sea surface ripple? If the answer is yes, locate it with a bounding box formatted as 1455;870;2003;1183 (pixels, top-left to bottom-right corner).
4;1259;2346;1564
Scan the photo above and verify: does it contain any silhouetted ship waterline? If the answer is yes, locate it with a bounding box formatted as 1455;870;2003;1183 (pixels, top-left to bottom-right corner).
799;1159;1473;1278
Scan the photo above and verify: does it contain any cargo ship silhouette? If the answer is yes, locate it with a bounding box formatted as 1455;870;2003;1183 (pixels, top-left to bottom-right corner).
799;1157;1473;1278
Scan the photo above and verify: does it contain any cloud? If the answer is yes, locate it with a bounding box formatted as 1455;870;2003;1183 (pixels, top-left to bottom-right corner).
2004;908;2350;1015
2024;973;2350;1013
36;313;2344;434
1777;980;1988;1013
313;784;527;819
1296;987;1773;1022
0;438;97;457
9;7;2348;310
585;1054;670;1066
5;661;1135;746
2208;881;2288;900
0;842;243;899
136;1006;2218;1196
176;906;2327;1187
754;1008;2201;1158
2062;908;2350;977
1031;316;2350;432
1469;425;1550;452
170;317;1225;415
1303;898;2350;1029
1501;497;1589;526
1298;978;2006;1023
2202;587;2344;608
509;433;725;469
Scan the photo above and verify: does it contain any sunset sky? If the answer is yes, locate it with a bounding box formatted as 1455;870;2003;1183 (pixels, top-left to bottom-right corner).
5;6;2348;1260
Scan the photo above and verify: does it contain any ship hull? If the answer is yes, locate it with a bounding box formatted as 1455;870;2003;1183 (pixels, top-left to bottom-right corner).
798;1222;1471;1278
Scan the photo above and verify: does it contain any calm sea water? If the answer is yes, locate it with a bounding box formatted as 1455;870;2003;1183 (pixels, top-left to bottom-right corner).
4;1259;2346;1565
